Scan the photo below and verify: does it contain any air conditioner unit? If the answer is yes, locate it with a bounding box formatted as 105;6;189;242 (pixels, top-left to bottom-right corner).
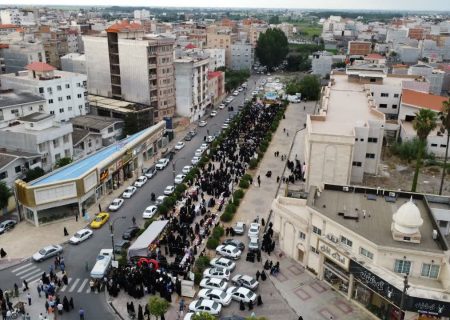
343;186;349;192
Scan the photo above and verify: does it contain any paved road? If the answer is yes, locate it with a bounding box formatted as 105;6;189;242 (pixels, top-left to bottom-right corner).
0;75;262;319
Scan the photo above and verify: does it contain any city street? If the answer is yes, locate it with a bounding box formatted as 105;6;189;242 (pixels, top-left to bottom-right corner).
0;75;262;319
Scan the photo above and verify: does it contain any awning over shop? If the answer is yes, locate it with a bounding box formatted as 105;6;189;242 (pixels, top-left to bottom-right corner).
128;220;168;259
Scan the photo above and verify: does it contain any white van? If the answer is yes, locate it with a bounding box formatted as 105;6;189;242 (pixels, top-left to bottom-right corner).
90;249;113;279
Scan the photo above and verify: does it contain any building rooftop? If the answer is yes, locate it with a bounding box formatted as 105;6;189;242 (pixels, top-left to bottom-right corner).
0;90;46;109
106;20;144;33
0;149;41;170
25;62;56;72
70;115;123;131
19;112;53;123
308;185;445;253
87;95;138;113
401;89;447;112
0;154;16;169
72;128;99;146
208;71;222;80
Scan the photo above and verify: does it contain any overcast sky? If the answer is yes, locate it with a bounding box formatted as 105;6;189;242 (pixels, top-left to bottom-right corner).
2;0;449;11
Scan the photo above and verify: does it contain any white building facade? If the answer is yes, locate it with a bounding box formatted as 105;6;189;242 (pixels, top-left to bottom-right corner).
204;48;226;71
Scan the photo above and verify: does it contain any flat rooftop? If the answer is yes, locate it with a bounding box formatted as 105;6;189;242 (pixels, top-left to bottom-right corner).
310;74;381;135
308;187;444;252
71;115;123;131
0;149;41;169
88;95;137;113
20;112;53;122
0;91;46;109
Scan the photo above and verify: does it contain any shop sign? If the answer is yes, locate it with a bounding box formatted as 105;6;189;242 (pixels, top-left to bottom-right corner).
99;169;109;182
349;260;403;306
407;296;450;317
318;239;349;269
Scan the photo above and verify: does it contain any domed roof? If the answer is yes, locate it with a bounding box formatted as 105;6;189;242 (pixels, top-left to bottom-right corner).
393;198;423;229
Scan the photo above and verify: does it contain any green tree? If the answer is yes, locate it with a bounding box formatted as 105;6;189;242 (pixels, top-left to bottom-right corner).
411;109;437;192
268;15;280;24
255;28;289;71
0;181;12;210
245;317;268;320
192;312;216;320
147;296;169;320
299;75;321;100
439;99;450;195
23;167;45;182
55;157;72;168
285;79;302;95
332;61;347;69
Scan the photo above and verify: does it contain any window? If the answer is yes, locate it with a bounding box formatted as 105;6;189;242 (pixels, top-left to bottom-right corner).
359;247;374;260
0;171;7;179
63;135;69;143
59;108;64;113
77;93;82;98
381;93;389;97
379;104;387;108
394;93;399;98
439;220;448;228
58;97;63;102
65;84;70;89
55;153;61;161
360;138;364;142
53;139;60;148
57;85;62;91
370;78;376;83
108;127;114;133
15;165;21;173
352;161;362;167
47;87;52;94
29;106;33;111
68;107;72;111
340;236;353;247
366;153;375;159
312;226;322;236
11;109;19;115
299;231;306;240
66;96;71;100
48;99;53;104
431;143;438;147
368;137;378;143
38;143;45;152
310;246;319;254
39;105;44;112
50;111;54;115
39;87;44;93
441;144;447;148
421;264;440;279
394;259;411;274
64;149;70;157
392;104;398;109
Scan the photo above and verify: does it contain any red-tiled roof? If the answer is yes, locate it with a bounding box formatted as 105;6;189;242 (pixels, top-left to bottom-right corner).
185;43;196;49
208;71;222;79
25;62;56;72
0;43;9;49
365;53;384;60
106;20;143;33
0;24;19;29
402;89;448;112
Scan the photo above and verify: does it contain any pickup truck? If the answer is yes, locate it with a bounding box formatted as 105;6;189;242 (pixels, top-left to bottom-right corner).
90;249;113;279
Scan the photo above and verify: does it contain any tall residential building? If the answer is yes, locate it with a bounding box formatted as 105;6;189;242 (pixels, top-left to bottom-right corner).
83;21;176;121
0;90;46;129
0;9;36;26
0;41;46;73
311;51;333;78
174;51;210;122
204;48;226;71
0;62;88;122
208;71;225;105
230;41;253;71
206;31;237;68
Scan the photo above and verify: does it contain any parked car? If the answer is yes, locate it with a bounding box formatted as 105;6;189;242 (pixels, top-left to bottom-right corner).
219;103;225;109
114;239;130;254
32;244;63;262
90;212;110;229
0;220;16;234
247;223;260;238
226;286;257;303
182;165;193;174
142;205;158;219
222;123;229;129
231;274;259;291
108;198;124;211
198;289;232;306
122;226;140;240
144;166;157;179
222;239;245;251
175;141;185;150
215;244;242;260
205;136;215;143
210;110;217;117
188;299;222;316
184;134;192;141
69;228;93;245
203;267;230;281
199;277;228;291
233;221;245;235
194;148;204;157
189;129;197;137
199;120;207;127
232;91;239;96
248;237;260;252
210;257;236;272
122;186;137;199
174;174;186;184
163;185;175;195
134;176;148;188
191;156;201;165
156;158;170;170
155;195;167;205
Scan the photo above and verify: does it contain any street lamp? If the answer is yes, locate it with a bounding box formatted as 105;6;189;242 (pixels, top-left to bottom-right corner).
400;273;410;320
110;216;126;260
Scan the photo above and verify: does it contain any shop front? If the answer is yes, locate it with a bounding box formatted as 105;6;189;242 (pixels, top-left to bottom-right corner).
406;295;450;319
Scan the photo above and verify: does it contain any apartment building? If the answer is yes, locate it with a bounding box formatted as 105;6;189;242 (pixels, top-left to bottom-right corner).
304;68;385;188
204;48;226;71
174;51;210;122
347;41;372;56
208;71;225;106
230;41;253;71
72;128;102;161
83;21;176;121
206;31;237;68
0;112;73;171
0;62;88;122
272;184;450;319
70;114;123;147
0;41;46;73
0;149;41;188
61;53;87;74
408;63;445;95
311;51;333;78
0;9;36;26
0;89;46;129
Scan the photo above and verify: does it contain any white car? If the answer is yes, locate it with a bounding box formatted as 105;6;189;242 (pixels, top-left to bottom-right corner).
122;186;137;199
143;205;157;219
233;221;245;235
191;156;201;165
32;245;63;262
219;103;225;109
198;289;232;306
231;274;259;291
203;267;230;281
194;148;204;157
163;185;175;195
215;244;242;260
155;195;167;205
109;198;124;211
182;165;193;174
248;222;260;238
222;123;229;129
0;220;16;234
69;229;93;245
252;90;258;96
210;110;217;117
174;174;186;184
248;237;260;252
175;141;185;150
188;299;222;316
199;277;228;291
232;90;239;96
210;257;236;271
199;120;207;127
226;286;257;303
155;158;170;170
205;136;215;143
199;143;209;152
134;176;148;188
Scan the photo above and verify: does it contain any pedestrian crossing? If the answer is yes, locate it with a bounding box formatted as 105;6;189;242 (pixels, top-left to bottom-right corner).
10;263;98;294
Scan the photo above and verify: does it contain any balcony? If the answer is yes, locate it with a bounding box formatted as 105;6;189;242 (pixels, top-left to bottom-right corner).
150;96;158;102
149;74;157;80
148;64;157;69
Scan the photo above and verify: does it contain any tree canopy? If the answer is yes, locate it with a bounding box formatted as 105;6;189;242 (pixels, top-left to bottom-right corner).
55;157;72;168
255;28;289;71
192;312;217;320
0;181;12;210
23;167;45;182
147;296;169;319
285;75;321;101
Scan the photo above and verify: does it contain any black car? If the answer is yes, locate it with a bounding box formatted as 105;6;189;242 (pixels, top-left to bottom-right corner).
122;226;140;240
114;239;130;254
222;239;245;251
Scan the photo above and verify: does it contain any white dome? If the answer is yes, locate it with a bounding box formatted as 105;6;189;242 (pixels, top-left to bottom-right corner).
393;198;423;234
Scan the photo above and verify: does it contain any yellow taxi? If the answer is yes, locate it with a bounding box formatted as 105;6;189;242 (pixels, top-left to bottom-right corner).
90;212;110;229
